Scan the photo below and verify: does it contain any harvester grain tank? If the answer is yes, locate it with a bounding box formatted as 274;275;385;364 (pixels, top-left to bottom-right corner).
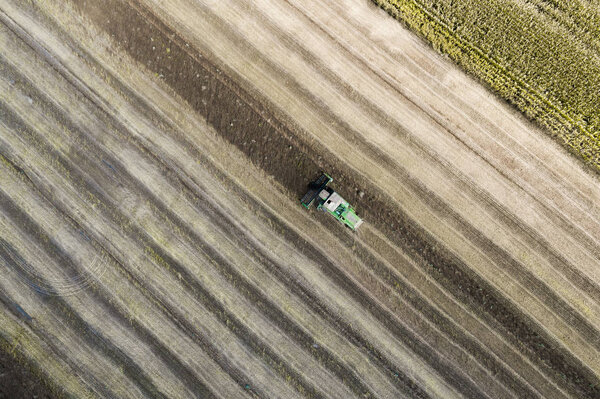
301;173;363;230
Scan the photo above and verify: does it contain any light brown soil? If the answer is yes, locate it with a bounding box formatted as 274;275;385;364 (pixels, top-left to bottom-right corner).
64;0;597;396
1;0;599;398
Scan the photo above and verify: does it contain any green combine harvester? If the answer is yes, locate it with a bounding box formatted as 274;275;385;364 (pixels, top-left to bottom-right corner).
301;173;363;231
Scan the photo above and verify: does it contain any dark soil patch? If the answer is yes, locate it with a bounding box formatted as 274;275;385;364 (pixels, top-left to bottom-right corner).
0;346;55;399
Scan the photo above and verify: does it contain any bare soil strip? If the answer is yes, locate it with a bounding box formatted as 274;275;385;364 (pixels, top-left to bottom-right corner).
1;0;600;398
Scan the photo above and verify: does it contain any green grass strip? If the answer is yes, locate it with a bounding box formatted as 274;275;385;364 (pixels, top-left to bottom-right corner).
372;0;600;171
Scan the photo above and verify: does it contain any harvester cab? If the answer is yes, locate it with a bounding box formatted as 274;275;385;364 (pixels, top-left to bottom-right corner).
301;173;363;231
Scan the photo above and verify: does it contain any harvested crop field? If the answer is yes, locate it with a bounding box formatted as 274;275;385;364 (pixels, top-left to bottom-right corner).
375;0;600;171
1;0;599;398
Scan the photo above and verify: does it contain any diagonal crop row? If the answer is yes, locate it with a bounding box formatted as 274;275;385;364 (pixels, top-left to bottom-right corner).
372;0;600;172
67;0;600;395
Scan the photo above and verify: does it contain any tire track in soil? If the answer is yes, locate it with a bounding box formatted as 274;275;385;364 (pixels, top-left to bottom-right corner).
85;62;433;396
0;68;264;396
54;26;465;397
0;148;256;399
0;190;173;399
0;126;251;398
0;7;433;397
0;78;301;399
38;78;397;398
31;7;481;396
62;0;600;397
0;144;248;398
0;35;377;398
5;0;600;396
